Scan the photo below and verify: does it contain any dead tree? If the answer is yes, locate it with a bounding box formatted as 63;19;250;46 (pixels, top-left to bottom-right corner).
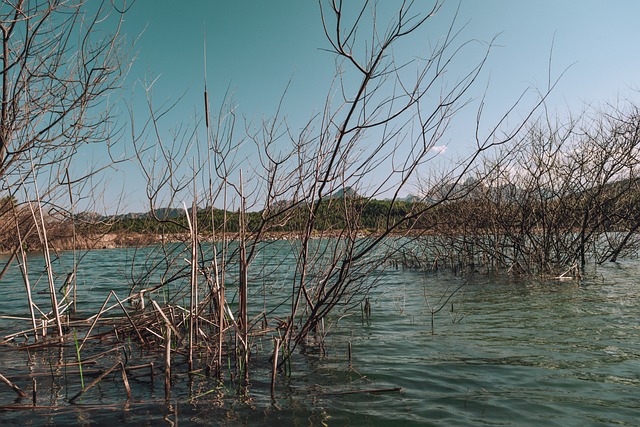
0;0;131;337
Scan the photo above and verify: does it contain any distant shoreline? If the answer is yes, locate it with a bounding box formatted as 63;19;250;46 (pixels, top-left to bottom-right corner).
0;228;431;255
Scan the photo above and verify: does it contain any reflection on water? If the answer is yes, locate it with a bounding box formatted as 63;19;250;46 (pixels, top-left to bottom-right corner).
0;246;639;425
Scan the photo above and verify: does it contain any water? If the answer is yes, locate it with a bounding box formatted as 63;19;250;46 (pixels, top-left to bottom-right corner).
0;246;639;425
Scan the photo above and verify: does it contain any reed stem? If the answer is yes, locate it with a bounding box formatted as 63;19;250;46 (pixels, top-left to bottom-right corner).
0;371;27;398
271;338;281;399
165;326;172;401
238;170;249;383
68;362;121;403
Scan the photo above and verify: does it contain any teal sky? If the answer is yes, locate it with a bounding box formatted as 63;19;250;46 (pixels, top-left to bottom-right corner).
102;0;640;213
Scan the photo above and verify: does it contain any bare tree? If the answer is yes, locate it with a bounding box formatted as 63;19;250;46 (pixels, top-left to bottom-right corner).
0;0;130;337
420;101;640;278
128;0;556;384
0;0;128;182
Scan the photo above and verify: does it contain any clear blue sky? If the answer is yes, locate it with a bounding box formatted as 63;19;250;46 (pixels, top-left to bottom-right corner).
101;0;640;213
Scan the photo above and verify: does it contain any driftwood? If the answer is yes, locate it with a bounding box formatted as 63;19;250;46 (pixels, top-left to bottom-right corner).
0;371;27;398
68;362;123;403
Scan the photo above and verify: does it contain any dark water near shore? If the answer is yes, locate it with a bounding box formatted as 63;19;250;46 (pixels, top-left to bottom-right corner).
0;245;639;425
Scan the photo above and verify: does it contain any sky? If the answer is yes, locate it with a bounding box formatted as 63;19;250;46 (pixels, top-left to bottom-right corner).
94;0;640;213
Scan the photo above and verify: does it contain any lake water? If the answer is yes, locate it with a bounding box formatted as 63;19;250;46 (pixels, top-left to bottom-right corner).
0;245;639;425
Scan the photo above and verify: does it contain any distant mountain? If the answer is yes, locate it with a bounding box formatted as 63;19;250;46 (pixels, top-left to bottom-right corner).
153;207;183;220
330;186;359;199
111;207;187;221
402;194;421;203
73;211;104;222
